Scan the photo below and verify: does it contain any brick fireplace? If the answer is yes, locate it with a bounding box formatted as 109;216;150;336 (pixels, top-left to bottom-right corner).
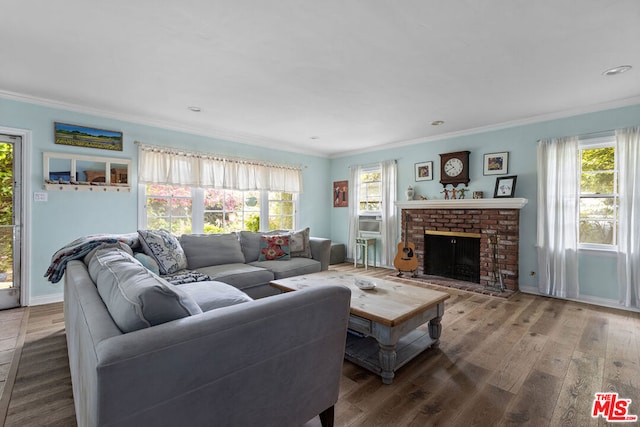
396;198;528;291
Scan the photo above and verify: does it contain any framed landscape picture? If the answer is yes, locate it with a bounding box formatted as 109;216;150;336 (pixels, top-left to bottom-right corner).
54;122;123;151
483;151;509;175
415;161;433;181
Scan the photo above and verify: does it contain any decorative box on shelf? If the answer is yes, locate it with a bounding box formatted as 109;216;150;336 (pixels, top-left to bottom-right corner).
43;152;132;192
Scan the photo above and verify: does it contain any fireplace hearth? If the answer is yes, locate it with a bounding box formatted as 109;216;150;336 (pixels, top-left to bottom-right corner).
396;198;528;291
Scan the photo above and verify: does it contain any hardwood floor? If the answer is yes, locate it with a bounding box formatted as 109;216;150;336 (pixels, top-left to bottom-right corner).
331;264;640;427
1;264;639;426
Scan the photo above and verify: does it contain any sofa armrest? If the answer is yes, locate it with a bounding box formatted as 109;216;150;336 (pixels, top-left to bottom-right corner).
309;237;331;271
94;285;350;426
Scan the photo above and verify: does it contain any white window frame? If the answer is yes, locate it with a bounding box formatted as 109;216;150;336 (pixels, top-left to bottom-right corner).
578;136;618;252
358;165;382;216
139;185;298;233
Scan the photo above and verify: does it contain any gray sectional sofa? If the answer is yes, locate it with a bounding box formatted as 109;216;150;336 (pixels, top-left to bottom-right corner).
63;228;349;427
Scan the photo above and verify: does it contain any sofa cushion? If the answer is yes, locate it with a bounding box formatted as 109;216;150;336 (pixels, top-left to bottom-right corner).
258;235;291;261
180;233;245;269
88;248;202;333
195;263;274;292
138;229;188;275
177;281;253;312
84;241;133;265
237;231;262;263
249;258;322;280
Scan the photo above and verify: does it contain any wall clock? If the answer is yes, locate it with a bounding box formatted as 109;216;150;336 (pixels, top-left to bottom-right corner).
439;150;470;187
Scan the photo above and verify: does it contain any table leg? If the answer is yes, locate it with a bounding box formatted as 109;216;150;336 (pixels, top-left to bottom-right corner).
364;242;368;270
378;343;397;384
428;316;443;348
372;242;376;268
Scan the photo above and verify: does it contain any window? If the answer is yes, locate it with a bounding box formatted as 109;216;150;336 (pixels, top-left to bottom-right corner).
141;185;296;234
268;192;295;230
203;189;261;233
578;138;618;248
145;185;192;234
358;167;382;213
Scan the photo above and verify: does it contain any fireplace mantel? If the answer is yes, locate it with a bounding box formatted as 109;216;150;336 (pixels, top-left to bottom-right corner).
396;198;528;210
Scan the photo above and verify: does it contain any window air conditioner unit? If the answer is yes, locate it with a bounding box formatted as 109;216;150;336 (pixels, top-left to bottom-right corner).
358;215;382;234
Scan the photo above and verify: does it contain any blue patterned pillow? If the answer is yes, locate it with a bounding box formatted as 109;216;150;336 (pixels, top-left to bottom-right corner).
138;229;188;275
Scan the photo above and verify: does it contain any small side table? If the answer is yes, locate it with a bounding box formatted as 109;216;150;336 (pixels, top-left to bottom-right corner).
354;237;376;269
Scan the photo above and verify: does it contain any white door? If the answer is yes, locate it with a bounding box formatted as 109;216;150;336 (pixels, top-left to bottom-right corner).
0;134;21;309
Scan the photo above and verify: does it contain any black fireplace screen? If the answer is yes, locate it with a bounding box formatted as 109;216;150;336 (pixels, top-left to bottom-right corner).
424;234;480;283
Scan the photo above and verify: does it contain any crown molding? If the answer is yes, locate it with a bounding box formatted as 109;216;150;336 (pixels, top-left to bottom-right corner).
3;89;639;160
331;96;640;158
0;90;329;158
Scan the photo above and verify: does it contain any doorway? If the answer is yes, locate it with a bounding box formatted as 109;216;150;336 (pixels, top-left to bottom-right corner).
0;134;21;309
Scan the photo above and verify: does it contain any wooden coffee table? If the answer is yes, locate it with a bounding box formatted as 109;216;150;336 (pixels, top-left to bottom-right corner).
270;271;449;384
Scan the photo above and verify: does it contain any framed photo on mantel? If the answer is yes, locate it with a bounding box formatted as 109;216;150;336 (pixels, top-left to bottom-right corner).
494;175;517;198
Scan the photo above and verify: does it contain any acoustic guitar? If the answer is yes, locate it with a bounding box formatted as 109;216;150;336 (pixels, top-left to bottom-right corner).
393;212;418;275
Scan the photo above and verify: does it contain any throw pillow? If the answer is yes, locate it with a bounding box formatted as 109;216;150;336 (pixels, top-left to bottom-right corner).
134;252;161;275
258;234;291;261
284;227;311;258
138;229;188;275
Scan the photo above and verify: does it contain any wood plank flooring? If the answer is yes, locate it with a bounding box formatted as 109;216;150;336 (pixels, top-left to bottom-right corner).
1;264;639;426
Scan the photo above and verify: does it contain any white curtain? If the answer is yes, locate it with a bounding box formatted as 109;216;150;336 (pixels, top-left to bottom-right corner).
380;160;398;267
346;165;361;261
536;136;580;298
616;127;640;308
138;144;302;192
138;147;201;186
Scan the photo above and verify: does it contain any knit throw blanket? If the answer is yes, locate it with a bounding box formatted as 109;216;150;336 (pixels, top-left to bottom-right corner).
45;233;140;283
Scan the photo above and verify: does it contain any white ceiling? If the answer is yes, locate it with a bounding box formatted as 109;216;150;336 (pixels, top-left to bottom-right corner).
2;1;639;157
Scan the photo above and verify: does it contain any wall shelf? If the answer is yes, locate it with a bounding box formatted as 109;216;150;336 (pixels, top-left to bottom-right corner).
43;152;131;192
42;183;131;192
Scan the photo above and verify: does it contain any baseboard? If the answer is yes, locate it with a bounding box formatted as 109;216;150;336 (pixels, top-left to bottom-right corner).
519;285;640;313
28;293;64;306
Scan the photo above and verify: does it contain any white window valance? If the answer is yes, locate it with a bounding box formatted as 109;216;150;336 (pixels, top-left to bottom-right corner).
137;143;303;193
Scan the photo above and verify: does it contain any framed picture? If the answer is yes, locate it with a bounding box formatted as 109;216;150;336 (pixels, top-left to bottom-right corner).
483;151;509;175
54;122;123;151
494;175;517;198
415;161;433;181
333;180;348;207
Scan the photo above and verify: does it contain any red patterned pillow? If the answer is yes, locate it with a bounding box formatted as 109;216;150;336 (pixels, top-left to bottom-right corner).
258;235;291;261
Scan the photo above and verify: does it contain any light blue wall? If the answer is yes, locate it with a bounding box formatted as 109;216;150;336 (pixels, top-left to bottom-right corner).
330;103;640;304
2;96;638;306
0;98;331;302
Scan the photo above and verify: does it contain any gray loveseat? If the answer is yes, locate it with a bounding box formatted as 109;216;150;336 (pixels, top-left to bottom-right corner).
64;245;351;427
